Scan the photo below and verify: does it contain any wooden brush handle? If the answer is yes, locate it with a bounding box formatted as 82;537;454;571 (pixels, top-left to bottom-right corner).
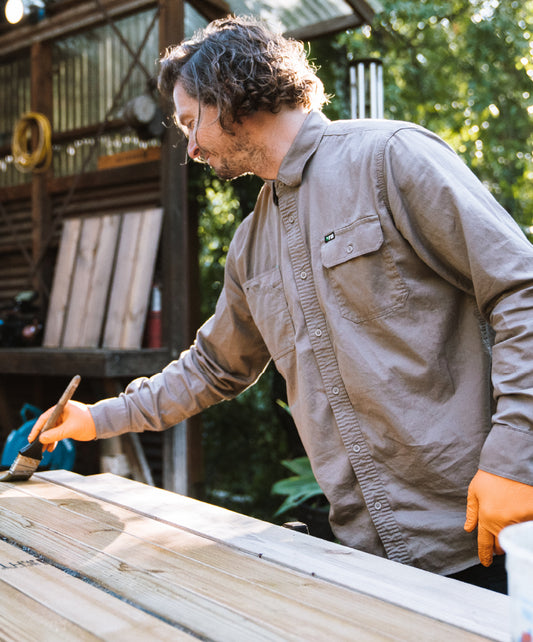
40;375;81;435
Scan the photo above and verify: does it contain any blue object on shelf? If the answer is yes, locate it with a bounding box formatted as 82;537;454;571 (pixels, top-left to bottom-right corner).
1;403;76;470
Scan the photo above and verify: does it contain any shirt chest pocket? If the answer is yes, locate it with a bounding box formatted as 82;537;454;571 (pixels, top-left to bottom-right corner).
244;267;296;361
321;215;409;324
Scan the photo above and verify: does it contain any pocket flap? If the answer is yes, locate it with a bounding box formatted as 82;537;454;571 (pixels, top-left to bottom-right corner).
321;215;384;269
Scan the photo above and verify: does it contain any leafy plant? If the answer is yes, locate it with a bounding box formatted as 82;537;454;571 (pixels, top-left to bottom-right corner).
337;0;533;229
271;456;325;517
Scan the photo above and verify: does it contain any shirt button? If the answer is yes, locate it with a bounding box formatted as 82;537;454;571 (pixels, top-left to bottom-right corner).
314;329;322;337
288;216;295;224
346;244;354;253
300;271;307;280
374;501;382;510
332;386;339;395
352;444;360;453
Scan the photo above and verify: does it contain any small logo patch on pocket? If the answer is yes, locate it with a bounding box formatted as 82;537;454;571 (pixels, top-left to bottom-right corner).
325;231;335;243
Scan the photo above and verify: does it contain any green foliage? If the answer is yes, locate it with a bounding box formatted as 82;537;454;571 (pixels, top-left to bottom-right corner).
192;167;263;320
201;363;292;521
195;175;241;320
271;456;324;517
336;0;533;228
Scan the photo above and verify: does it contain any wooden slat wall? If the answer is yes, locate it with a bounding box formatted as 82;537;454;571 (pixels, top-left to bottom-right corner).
49;166;160;219
0;197;33;305
0;164;159;307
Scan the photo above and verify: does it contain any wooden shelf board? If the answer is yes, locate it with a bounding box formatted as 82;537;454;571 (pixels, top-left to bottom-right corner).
0;347;171;377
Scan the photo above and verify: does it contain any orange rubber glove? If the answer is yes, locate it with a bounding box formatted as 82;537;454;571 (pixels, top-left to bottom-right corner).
464;469;533;566
28;400;96;452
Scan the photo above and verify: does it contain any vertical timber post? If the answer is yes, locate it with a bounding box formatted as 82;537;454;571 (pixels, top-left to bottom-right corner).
159;0;203;497
30;41;53;312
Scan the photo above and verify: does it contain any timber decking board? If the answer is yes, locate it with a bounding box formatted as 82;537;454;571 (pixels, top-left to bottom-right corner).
0;474;506;642
61;216;119;348
101;211;143;348
0;538;194;641
0;481;416;641
43;471;509;642
0;478;472;642
0;580;98;642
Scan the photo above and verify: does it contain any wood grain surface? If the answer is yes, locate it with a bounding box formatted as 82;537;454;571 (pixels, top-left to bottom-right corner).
0;472;511;641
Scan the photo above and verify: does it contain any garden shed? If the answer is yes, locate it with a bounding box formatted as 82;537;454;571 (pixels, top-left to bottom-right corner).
0;0;380;495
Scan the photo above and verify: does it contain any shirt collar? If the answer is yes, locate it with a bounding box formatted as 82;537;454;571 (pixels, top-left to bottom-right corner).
275;110;330;188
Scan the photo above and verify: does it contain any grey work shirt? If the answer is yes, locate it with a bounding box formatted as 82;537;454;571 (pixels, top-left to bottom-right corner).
91;111;533;575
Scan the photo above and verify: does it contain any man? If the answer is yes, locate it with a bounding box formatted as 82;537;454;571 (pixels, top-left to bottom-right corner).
30;15;533;591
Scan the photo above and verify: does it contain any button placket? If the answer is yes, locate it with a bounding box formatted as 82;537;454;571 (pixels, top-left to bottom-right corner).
277;183;411;565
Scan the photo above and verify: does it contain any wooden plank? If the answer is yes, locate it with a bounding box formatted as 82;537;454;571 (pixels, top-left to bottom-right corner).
0;539;192;641
41;472;510;642
43;218;82;347
97;147;161;170
118;208;163;348
61;216;102;347
44;206;160;349
102;211;143;348
0;347;171;377
81;214;121;346
103;209;162;349
1;477;498;642
0;581;98;642
0;484;292;641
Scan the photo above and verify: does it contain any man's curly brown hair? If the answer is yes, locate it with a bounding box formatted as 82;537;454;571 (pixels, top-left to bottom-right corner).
158;15;328;131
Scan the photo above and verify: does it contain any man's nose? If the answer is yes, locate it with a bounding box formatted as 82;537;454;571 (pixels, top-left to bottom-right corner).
187;135;201;159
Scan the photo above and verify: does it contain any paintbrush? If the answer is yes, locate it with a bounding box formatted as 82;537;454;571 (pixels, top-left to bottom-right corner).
0;374;81;482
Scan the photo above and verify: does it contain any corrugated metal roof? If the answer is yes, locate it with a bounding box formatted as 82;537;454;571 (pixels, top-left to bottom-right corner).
0;0;381;56
186;0;382;40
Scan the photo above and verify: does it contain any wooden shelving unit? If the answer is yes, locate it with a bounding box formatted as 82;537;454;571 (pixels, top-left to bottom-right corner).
0;0;204;495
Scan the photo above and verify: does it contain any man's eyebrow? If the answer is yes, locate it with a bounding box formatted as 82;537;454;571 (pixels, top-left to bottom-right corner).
173;109;186;125
173;108;192;131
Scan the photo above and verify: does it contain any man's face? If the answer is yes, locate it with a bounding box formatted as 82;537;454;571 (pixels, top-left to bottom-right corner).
173;82;266;180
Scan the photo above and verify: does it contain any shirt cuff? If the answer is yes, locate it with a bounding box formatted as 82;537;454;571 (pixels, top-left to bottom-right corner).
479;423;533;485
89;396;131;440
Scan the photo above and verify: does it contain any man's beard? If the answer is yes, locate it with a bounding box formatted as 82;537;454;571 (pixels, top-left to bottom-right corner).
213;161;252;181
201;135;269;181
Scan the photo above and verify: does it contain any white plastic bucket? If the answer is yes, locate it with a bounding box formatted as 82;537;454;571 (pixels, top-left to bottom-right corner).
500;521;533;642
